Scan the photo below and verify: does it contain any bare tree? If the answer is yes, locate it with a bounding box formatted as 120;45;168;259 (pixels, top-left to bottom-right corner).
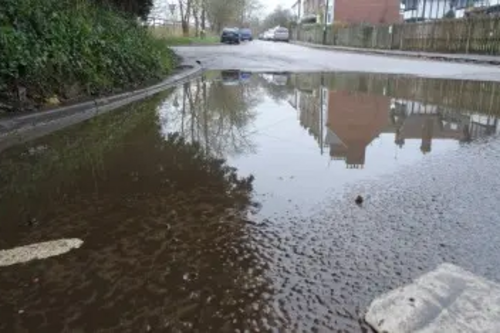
262;6;293;30
178;0;191;35
204;0;262;32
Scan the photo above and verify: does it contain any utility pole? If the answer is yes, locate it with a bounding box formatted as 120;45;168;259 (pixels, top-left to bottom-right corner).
296;0;302;41
323;0;330;44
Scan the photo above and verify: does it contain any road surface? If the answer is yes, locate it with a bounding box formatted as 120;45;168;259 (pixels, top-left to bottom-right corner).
175;40;500;81
2;45;500;333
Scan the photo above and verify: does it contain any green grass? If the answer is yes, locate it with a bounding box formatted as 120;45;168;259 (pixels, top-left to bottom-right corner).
154;34;221;46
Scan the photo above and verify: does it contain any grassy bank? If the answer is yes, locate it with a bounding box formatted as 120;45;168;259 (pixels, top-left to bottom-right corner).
0;0;176;112
151;32;220;46
161;36;220;46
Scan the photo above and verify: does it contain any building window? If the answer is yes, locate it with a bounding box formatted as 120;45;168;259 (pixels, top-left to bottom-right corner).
454;0;474;9
326;1;334;24
404;0;419;11
326;11;333;24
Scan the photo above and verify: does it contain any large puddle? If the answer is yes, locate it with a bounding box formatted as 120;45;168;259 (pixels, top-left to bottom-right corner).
1;72;500;332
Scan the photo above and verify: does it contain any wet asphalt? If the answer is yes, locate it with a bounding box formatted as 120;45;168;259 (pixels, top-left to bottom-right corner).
174;41;500;81
1;46;500;333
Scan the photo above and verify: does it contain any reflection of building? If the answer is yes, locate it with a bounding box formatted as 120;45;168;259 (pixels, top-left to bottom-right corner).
327;90;391;167
468;114;500;139
297;89;325;147
389;100;471;153
289;83;499;168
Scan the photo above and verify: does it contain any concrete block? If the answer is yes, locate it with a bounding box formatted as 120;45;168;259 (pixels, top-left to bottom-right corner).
366;263;500;333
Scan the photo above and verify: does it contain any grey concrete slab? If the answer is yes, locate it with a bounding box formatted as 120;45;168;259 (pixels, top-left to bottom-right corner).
366;263;500;333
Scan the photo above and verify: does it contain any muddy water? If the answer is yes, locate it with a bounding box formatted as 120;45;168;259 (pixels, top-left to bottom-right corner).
1;72;500;332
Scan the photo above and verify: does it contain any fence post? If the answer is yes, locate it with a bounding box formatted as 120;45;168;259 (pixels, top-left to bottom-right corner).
465;19;471;54
430;21;436;52
399;24;404;50
446;20;451;53
389;25;394;50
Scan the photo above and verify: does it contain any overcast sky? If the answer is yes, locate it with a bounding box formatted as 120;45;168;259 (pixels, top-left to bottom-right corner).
152;0;297;20
263;0;296;14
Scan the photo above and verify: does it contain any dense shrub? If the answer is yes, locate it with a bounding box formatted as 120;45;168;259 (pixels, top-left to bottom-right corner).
0;0;175;109
94;0;154;20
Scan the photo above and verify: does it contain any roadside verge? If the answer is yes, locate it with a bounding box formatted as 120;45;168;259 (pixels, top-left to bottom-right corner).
0;62;202;153
291;40;500;66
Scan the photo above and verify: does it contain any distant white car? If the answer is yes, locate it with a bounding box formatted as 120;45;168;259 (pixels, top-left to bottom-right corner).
263;30;275;41
273;27;289;42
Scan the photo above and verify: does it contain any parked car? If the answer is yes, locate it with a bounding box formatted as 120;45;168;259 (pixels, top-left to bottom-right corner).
273;27;289;42
263;30;275;41
221;70;253;85
220;28;240;44
239;28;253;41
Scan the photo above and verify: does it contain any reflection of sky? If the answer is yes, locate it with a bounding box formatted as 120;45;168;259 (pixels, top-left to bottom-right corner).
158;72;499;217
228;96;461;215
156;95;177;140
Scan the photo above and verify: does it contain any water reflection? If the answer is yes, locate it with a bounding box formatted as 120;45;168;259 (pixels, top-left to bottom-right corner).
288;73;500;168
157;72;259;157
2;71;500;333
0;92;273;332
154;72;500;215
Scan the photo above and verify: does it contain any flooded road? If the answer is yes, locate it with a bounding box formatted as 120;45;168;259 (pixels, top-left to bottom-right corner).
1;72;500;332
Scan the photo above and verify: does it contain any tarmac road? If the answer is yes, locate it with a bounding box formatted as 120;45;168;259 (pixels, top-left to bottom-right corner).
175;40;500;81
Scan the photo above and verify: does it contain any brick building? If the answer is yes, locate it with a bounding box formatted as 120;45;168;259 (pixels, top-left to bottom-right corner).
300;0;401;25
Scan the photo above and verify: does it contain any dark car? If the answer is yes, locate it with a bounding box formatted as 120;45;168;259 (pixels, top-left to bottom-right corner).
239;28;253;41
221;70;253;85
220;28;240;44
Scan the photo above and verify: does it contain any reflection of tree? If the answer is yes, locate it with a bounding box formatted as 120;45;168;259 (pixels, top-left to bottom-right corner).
255;73;294;103
0;91;172;227
0;99;271;332
158;73;259;157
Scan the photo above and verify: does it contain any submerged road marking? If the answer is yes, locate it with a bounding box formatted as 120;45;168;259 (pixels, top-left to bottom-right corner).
0;238;83;267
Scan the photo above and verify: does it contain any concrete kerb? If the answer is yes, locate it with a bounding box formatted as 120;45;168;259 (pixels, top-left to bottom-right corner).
0;62;203;153
173;42;224;47
291;41;500;66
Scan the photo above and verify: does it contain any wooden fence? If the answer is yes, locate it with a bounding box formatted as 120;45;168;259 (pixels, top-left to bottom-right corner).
292;17;500;55
289;72;500;117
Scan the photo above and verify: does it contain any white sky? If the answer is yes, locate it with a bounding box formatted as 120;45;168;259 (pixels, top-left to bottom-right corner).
263;0;296;14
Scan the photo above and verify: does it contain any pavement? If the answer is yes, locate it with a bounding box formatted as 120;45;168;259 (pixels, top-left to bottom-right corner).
174;40;500;82
291;40;500;66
